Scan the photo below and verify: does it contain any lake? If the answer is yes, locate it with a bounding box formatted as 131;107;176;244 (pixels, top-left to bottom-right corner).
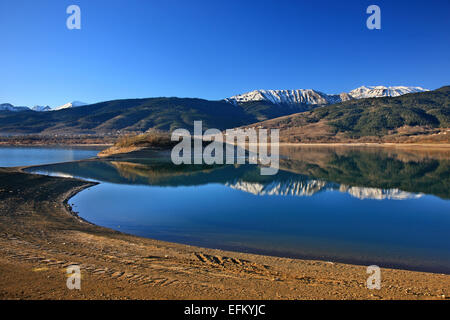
0;146;100;167
24;146;450;274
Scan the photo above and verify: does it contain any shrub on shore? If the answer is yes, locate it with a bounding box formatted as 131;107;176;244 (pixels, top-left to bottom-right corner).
99;130;177;157
115;130;176;149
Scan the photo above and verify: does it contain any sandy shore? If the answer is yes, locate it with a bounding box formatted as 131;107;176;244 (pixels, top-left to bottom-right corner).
0;167;449;300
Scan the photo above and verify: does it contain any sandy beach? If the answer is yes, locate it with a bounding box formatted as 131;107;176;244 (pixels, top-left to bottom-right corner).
0;166;448;300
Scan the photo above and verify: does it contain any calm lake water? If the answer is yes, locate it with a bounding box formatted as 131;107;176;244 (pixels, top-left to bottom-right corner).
0;146;100;167
25;146;450;273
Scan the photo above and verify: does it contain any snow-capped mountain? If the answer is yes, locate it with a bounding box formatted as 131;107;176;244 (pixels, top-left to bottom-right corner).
0;103;30;112
54;101;88;110
225;89;352;106
0;101;88;112
348;86;429;99
226;86;429;106
31;105;52;112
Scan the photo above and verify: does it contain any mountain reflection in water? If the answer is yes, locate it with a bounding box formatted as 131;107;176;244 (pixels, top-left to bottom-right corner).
29;146;449;200
26;146;450;273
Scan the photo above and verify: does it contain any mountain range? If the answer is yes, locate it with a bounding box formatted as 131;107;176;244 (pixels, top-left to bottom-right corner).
31;105;52;112
0;103;30;112
1;86;427;113
0;86;448;141
242;86;449;142
0;98;255;134
225;86;428;106
0;101;87;112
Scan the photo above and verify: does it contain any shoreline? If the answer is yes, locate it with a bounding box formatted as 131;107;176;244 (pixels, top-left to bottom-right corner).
1;141;449;147
98;141;450;157
0;143;112;147
17;145;450;275
0;166;449;299
60;174;450;276
35;164;450;276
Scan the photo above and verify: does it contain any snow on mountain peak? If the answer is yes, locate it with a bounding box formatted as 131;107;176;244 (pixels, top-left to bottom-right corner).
225;89;336;106
0;103;30;112
348;86;429;99
54;101;88;110
226;86;429;106
31;105;52;112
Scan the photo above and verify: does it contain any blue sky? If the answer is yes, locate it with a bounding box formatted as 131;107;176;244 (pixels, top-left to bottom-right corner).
1;0;449;107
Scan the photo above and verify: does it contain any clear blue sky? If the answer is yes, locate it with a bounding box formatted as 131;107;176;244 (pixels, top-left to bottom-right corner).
1;0;449;107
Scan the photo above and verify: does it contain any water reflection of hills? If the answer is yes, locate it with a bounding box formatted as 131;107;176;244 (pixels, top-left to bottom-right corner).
29;146;449;200
279;146;449;199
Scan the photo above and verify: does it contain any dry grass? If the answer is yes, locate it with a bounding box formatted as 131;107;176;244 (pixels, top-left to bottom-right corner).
115;130;174;148
99;130;177;157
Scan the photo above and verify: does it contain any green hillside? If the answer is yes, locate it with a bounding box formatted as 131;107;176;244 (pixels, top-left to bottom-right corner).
315;86;450;137
0;97;257;134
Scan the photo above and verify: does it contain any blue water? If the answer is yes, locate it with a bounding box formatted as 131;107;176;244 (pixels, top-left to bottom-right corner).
70;182;450;272
0;146;100;167
26;147;450;273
